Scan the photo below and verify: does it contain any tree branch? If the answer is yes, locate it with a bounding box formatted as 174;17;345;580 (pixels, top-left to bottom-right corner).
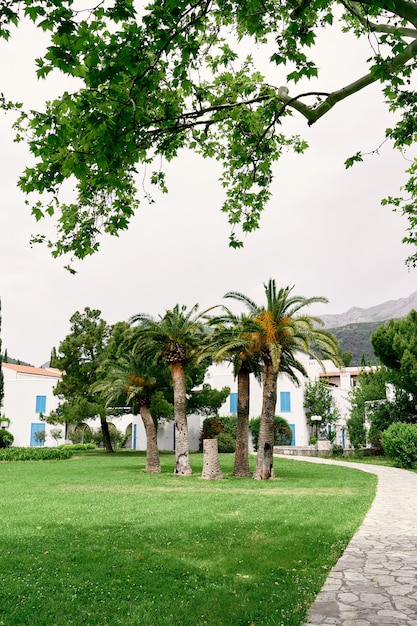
344;1;417;38
279;37;417;125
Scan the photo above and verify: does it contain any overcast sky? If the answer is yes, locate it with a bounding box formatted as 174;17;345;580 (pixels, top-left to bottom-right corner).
0;11;416;366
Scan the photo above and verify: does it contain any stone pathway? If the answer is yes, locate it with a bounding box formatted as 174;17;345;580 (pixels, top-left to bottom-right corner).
275;455;417;626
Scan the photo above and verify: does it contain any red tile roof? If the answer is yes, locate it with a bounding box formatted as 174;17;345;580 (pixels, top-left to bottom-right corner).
2;363;62;378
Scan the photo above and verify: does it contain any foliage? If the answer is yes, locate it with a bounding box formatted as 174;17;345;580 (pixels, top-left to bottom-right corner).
33;429;46;445
368;387;417;447
201;416;223;440
0;428;14;448
0;452;376;626
0;446;73;461
331;444;344;457
49;427;63;444
347;368;388;448
1;1;416;265
130;304;211;475
199;416;237;452
216;432;236;453
372;310;417;401
249;416;293;451
67;422;94;444
91;424;124;449
187;383;230;417
381;422;417;468
50;307;114;452
329;322;383;366
218;415;238;439
304;378;340;430
59;443;96;451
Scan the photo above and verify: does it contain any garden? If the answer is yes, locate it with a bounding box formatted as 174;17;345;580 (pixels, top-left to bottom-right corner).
0;450;376;626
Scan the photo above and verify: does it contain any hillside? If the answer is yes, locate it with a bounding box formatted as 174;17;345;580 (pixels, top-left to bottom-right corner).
320;290;417;329
329;321;384;366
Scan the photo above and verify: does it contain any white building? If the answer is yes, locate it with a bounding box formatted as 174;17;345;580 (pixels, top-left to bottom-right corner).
0;362;204;451
1;358;369;450
2;363;64;447
204;357;371;449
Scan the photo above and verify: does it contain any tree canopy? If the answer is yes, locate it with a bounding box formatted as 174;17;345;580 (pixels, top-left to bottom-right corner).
1;0;416;265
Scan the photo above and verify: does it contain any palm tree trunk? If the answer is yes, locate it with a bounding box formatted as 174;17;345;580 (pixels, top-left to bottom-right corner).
253;361;277;479
140;405;161;473
170;362;192;476
100;417;114;453
202;438;223;479
233;367;251;477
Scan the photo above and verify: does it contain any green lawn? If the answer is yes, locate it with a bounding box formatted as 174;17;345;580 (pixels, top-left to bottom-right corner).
0;452;376;626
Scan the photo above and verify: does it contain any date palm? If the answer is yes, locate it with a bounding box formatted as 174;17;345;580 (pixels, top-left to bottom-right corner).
130;304;207;476
226;279;342;479
92;355;161;473
206;311;263;477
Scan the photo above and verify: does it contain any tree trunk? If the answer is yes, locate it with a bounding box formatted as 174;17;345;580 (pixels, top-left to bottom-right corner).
170;362;192;476
140;405;161;473
233;367;251;477
253;361;277;479
100;417;114;453
201;438;223;479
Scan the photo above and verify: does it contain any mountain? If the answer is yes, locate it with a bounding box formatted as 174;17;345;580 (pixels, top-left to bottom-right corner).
321;291;417;366
319;291;417;329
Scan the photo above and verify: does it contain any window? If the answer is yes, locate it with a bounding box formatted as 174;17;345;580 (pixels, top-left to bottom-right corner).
280;391;291;412
289;424;296;446
30;423;45;447
35;395;47;413
229;392;238;414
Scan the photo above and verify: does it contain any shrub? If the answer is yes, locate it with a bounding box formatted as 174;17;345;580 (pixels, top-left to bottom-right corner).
0;429;14;448
59;443;96;451
199;416;223;450
217;416;238;439
0;447;73;461
217;432;236;453
381;422;417;469
249;416;292;451
331;444;344;457
201;416;223;439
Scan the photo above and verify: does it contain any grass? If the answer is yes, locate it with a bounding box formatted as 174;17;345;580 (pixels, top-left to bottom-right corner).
0;451;377;626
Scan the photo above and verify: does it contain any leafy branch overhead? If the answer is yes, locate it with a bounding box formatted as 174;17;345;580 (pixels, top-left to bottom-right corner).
1;0;416;262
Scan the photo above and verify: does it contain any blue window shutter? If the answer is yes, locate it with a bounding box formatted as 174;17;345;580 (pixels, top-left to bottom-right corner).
133;424;137;450
229;392;238;413
280;391;291;412
30;423;45;447
35;395;47;413
289;424;296;446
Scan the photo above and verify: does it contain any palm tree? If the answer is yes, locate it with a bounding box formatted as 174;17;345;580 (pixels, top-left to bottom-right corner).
92;355;161;473
130;304;207;476
206;311;262;477
225;279;342;479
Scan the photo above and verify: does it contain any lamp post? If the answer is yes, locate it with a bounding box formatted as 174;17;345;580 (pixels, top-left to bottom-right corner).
311;415;322;439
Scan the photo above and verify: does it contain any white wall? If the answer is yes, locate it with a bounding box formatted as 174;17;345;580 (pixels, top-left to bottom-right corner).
2;365;64;447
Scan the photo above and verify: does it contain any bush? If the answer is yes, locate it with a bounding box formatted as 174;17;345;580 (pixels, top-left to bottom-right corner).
217;416;238;439
0;429;14;448
249;416;292;451
59;443;96;451
199;416;223;451
217;432;236;453
381;422;417;469
331;444;344;457
0;447;73;461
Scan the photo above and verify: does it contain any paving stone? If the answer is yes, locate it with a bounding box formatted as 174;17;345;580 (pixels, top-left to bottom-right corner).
275;455;417;626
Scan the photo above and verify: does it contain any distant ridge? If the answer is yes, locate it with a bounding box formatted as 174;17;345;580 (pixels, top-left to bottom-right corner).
319;291;417;329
